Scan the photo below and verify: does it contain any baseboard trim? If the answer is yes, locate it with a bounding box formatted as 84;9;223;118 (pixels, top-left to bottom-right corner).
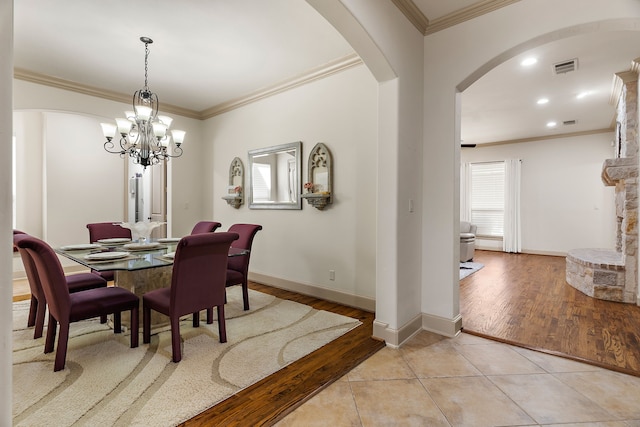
475;247;568;257
249;272;376;312
422;312;462;338
372;314;423;348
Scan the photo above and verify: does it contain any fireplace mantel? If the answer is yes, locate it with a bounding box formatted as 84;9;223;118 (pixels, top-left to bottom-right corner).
601;157;638;186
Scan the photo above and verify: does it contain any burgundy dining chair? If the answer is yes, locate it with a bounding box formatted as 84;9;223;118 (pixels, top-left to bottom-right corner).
86;222;132;281
190;221;222;234
143;232;239;362
225;224;262;311
16;235;139;372
13;232;109;339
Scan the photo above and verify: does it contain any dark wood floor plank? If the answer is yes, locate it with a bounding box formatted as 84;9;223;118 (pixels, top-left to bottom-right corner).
461;250;640;376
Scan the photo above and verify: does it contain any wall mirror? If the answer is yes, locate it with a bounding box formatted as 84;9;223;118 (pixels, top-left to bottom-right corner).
222;157;244;208
248;141;302;210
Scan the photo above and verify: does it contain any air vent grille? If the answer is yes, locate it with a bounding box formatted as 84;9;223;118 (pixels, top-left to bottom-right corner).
553;58;578;74
563;120;576;126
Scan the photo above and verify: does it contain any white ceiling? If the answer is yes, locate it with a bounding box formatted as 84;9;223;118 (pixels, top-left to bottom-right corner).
13;0;639;144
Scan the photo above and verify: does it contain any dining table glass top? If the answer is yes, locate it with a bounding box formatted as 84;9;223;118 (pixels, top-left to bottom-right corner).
55;238;248;272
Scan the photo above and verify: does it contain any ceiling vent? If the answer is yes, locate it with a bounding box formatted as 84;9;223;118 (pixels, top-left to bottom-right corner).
563;120;577;126
553;58;578;75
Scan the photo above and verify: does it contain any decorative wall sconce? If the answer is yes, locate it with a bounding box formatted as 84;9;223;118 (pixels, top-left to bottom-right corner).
301;143;333;210
222;157;244;208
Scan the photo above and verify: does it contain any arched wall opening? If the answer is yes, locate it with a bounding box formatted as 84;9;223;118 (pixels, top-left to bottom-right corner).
453;17;640;332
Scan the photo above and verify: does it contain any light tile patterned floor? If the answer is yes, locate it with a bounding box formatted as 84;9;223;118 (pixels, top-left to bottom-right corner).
276;331;640;427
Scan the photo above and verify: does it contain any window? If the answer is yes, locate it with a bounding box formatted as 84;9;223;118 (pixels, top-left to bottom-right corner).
252;163;271;201
469;161;505;237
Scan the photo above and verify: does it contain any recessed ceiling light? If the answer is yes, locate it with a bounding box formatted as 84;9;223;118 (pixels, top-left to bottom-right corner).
576;91;593;99
521;57;538;67
546;121;557;128
537;98;549;105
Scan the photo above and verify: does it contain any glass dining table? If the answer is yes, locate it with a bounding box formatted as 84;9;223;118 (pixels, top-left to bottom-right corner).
55;238;248;328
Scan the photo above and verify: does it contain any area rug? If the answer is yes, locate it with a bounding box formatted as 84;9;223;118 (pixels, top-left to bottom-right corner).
12;287;361;426
460;262;484;280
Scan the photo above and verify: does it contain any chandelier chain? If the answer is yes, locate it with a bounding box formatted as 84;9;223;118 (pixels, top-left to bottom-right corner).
144;42;150;91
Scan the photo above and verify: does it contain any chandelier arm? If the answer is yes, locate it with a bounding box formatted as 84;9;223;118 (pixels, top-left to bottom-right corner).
103;137;126;155
162;145;183;159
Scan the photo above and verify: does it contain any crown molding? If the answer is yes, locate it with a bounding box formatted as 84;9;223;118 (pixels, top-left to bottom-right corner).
200;53;363;119
392;0;521;35
390;0;429;34
13;68;201;119
15;53;363;121
473;128;613;147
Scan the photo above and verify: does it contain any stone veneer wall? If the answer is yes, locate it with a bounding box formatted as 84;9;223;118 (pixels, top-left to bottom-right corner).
566;66;638;304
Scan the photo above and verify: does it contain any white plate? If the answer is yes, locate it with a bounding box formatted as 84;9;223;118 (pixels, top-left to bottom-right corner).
60;243;101;251
96;238;131;244
123;242;161;251
163;251;176;259
157;237;181;243
84;251;130;261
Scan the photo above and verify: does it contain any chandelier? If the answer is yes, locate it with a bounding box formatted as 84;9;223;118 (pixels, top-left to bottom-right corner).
100;37;185;169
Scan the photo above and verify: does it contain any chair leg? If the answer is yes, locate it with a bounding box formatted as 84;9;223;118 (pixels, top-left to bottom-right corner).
54;322;70;372
27;295;38;327
34;298;47;339
100;314;107;324
113;312;122;333
44;314;57;354
242;281;250;311
130;306;139;348
192;312;200;328
206;307;213;324
143;302;151;344
217;304;227;343
170;316;182;363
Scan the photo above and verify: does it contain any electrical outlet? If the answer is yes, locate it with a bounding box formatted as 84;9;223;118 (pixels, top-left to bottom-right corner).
329;270;335;281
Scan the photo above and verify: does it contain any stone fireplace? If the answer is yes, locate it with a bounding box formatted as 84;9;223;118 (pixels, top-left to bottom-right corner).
566;63;639;304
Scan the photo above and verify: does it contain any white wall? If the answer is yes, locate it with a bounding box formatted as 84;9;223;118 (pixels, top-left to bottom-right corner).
1;1;13;422
205;64;378;303
43;112;125;246
462;133;617;254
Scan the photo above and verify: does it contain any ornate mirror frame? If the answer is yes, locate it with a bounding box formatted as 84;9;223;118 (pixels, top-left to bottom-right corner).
222;157;244;208
248;141;302;210
302;142;333;210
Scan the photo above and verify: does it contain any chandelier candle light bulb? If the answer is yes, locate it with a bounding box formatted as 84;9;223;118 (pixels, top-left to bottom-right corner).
101;36;185;169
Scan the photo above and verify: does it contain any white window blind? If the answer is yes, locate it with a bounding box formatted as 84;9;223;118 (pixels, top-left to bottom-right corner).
470;161;505;237
252;163;271;201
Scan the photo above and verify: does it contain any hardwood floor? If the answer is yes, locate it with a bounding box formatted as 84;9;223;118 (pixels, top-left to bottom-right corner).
461;250;640;377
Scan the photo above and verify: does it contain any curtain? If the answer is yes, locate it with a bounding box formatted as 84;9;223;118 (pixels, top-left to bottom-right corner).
460;162;471;222
503;159;521;253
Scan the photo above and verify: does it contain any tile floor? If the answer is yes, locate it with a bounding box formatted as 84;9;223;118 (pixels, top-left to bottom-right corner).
276;331;640;427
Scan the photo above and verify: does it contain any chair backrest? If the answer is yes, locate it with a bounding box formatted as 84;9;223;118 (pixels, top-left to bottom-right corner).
190;221;222;235
226;224;262;273
13;233;46;301
87;222;132;243
16;235;71;320
460;221;477;235
13;229;27;252
170;232;239;317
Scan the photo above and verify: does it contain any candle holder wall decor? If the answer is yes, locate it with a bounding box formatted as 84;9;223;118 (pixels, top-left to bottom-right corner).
301;143;332;210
